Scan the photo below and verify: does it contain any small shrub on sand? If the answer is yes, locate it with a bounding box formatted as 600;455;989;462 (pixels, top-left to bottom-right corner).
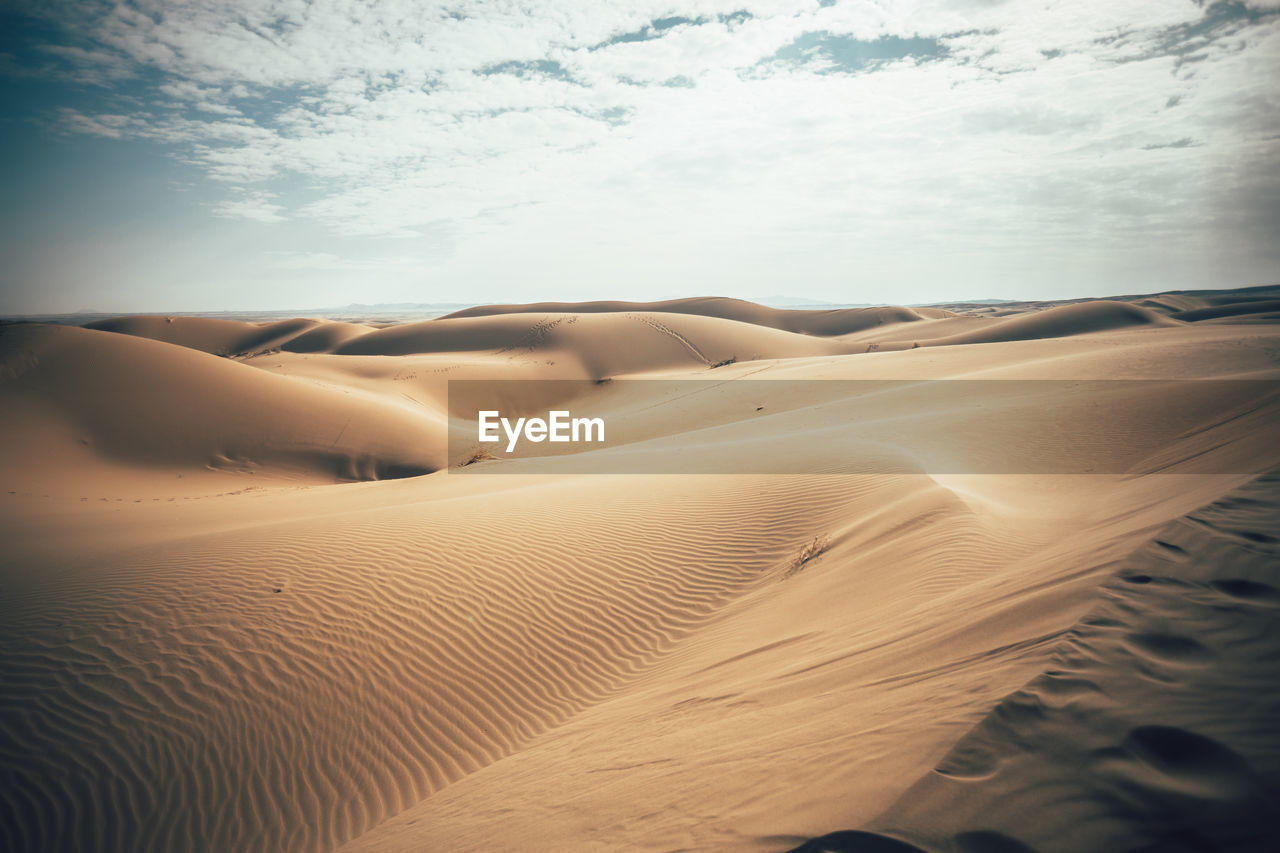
786;535;830;577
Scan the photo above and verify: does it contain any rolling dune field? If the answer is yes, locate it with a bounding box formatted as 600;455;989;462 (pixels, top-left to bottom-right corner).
2;287;1279;852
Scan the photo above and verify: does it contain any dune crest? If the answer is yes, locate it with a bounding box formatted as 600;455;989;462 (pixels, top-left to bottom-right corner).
440;296;955;336
86;315;326;356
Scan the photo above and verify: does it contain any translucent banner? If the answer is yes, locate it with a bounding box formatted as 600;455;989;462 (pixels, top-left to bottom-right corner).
446;379;1280;474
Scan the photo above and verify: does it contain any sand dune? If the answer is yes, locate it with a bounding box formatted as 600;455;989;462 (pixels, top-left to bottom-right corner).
2;286;1279;852
883;300;1177;350
332;310;863;376
1169;298;1280;323
932;284;1280;321
1;470;883;852
85;315;388;356
1147;283;1280;311
794;474;1280;852
86;315;324;356
0;323;442;486
441;296;955;336
281;320;379;353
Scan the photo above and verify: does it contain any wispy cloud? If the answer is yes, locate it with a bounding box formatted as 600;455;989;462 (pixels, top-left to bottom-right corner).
1143;137;1200;150
262;250;423;271
3;0;1279;308
210;190;285;223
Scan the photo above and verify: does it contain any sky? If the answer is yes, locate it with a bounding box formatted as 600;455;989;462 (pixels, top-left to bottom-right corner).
1;0;1278;313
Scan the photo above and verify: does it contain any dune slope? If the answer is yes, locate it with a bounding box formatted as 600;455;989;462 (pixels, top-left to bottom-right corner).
0;323;442;484
795;474;1280;852
0;473;874;853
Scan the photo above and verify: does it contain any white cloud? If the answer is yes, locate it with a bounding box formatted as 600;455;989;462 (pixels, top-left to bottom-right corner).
156;80;242;115
211;190;286;223
16;0;1280;300
262;250;424;271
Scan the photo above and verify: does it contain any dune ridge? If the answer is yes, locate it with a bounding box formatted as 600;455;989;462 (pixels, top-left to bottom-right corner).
439;296;955;336
71;288;1280;374
85;315;330;356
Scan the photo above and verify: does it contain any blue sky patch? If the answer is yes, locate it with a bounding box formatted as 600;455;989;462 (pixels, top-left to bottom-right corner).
770;32;948;74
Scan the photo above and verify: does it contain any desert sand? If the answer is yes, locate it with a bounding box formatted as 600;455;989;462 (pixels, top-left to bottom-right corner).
2;286;1279;852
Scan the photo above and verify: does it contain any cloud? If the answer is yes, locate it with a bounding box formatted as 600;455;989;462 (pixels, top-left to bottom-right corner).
1142;137;1200;149
262;250;422;271
5;0;1279;302
210;190;286;222
263;251;348;270
34;43;135;84
156;80;242;115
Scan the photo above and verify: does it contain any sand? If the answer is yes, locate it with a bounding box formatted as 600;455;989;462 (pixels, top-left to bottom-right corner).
1;286;1278;852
